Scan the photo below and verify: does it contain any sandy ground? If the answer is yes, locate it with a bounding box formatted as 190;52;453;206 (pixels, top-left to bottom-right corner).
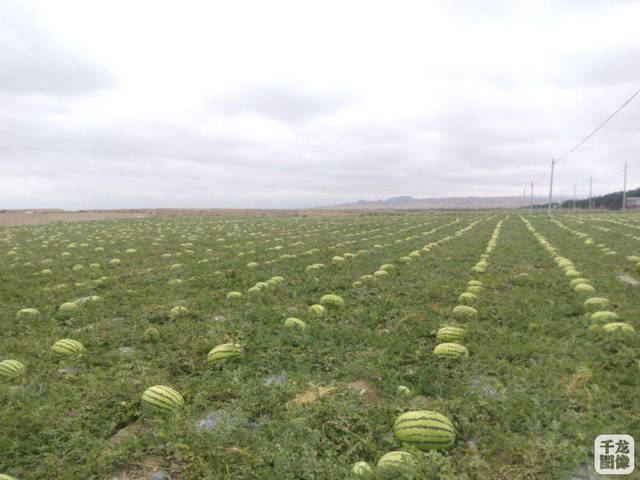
0;208;370;227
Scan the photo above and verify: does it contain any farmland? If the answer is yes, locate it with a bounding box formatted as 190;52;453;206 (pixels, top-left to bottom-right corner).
1;212;639;479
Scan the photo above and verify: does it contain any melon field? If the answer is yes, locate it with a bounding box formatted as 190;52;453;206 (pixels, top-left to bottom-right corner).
1;212;639;479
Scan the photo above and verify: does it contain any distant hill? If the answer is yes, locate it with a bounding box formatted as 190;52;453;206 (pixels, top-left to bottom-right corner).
323;195;546;210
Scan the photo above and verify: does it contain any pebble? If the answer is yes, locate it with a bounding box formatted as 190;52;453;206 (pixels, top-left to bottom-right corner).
264;372;287;386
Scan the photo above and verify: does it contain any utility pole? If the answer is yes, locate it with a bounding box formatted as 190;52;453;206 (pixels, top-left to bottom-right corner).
622;161;628;211
530;182;533;215
523;186;527;209
573;184;576;211
547;159;555;219
589;177;593;210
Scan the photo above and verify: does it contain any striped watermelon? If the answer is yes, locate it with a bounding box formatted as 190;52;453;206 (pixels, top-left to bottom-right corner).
169;305;188;319
320;294;344;308
436;326;466;343
16;308;40;320
226;291;242;299
433;343;469;359
468;280;483;287
393;410;456;450
351;461;372;476
58;302;80;317
308;304;325;317
207;343;243;365
458;292;477;304
574;283;595;293
0;474;19;480
0;360;25;379
142;385;184;413
590;311;618;323
51;339;85;356
452;305;478;319
602;322;635;333
284;317;306;329
569;278;590;287
144;327;160;342
377;451;416;471
584;297;610;310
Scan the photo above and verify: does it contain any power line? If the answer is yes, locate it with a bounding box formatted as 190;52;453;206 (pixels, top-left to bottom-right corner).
529;87;640;213
555;86;640;164
565;163;623;188
532;170;548;186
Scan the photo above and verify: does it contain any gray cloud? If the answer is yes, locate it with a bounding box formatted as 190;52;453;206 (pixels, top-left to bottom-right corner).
0;1;115;95
1;2;639;210
210;83;358;123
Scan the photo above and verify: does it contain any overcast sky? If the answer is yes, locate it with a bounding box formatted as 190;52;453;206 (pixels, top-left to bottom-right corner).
1;0;639;209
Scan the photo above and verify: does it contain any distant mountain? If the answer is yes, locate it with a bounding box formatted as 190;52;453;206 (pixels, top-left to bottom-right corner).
323;195;546;210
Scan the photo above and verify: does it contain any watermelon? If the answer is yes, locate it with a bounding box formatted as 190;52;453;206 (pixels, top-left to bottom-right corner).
393;410;456;450
452;305;478;319
308;304;325;317
320;294;344;308
58;302;80;317
602;322;635;333
142;385;184;413
574;283;595;293
377;451;416;471
351;461;373;476
332;256;345;265
169;305;188;319
207;343;243;365
284;317;307;329
0;360;25;379
144;327;160;342
16;308;40;320
458;292;477;304
590;311;619;323
436;326;466;343
433;343;469;359
51;339;85;357
584;297;610;310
